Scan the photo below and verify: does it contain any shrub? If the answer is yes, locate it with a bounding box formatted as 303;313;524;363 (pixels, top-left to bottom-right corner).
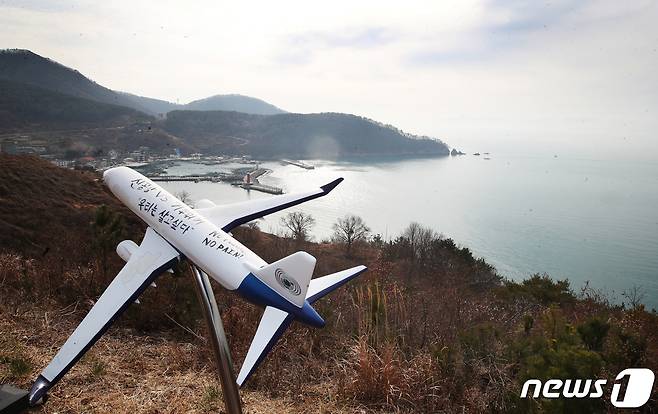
577;317;610;351
500;274;575;305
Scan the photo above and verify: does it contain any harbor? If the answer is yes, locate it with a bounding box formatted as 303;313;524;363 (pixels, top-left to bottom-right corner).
147;167;283;195
150;175;224;183
139;158;319;196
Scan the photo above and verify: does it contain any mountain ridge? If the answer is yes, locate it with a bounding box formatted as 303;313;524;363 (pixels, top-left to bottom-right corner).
0;49;286;115
0;49;450;158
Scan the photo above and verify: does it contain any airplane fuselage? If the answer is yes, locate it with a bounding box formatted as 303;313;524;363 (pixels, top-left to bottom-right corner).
104;166;323;326
105;166;266;290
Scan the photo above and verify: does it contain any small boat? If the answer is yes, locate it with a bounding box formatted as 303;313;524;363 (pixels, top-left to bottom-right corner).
473;152;481;156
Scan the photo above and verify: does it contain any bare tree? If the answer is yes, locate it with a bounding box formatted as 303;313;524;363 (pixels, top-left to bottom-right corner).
402;222;436;263
622;285;646;309
332;214;370;255
280;211;315;242
175;190;194;208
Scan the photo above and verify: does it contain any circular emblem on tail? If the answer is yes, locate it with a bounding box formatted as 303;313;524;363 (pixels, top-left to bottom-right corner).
274;268;301;296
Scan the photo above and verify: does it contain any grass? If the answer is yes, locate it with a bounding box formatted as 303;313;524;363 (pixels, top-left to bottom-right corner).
90;360;106;378
0;355;32;381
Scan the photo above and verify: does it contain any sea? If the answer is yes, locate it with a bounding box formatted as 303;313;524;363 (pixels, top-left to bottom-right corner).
156;154;658;309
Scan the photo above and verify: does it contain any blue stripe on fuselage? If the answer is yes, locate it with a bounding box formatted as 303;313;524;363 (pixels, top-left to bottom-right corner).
236;273;325;328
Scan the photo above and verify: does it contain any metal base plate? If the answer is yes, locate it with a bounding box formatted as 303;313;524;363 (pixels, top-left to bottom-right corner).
0;384;29;414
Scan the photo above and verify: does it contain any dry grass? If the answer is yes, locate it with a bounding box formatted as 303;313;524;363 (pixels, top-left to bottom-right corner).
0;301;369;414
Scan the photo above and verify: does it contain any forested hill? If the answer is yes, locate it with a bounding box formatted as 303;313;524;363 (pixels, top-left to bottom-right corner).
164;110;449;158
0;49;176;115
0;79;147;132
182;94;286;115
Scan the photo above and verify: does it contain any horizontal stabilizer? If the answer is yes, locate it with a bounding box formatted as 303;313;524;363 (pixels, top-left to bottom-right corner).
306;265;368;304
236;306;293;387
237;265;367;387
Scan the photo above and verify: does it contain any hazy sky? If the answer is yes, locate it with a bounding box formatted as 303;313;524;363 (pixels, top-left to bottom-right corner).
2;1;657;157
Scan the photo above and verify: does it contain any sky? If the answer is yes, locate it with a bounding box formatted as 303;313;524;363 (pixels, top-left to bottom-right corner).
1;0;657;158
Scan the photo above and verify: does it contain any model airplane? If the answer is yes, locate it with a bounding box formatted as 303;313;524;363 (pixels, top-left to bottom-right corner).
28;166;366;405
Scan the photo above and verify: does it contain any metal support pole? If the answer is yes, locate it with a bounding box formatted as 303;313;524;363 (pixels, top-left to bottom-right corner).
190;265;243;414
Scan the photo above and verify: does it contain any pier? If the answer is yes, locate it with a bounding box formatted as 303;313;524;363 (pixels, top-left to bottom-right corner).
232;168;283;194
281;159;315;169
230;182;283;195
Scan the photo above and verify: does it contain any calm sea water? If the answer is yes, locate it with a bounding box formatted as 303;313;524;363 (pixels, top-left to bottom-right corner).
158;155;658;308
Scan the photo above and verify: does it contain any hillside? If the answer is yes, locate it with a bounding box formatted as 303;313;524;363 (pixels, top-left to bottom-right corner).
164;110;449;158
0;155;655;413
0;154;142;258
0;50;284;116
0;79;193;156
0;49;175;115
0;79;148;132
183;94;286;114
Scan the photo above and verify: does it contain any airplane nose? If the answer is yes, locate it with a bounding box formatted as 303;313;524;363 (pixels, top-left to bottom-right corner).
102;168;116;184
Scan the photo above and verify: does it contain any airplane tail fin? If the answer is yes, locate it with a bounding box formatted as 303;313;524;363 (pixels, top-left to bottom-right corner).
237;265;367;386
251;251;316;308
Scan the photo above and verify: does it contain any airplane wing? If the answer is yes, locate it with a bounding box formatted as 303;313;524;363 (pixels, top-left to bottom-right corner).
236;306;294;386
195;178;343;232
34;227;180;395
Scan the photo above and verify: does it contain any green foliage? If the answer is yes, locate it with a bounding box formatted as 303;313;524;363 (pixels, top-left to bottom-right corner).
603;328;646;368
500;274;575;305
523;314;534;334
577;317;610;351
511;308;604;413
90;204;125;291
196;385;221;412
92;205;124;253
10;357;31;377
90;360;106;377
0;354;32;380
459;322;500;359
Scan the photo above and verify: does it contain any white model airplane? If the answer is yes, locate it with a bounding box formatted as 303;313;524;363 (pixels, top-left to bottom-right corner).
28;166;366;405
